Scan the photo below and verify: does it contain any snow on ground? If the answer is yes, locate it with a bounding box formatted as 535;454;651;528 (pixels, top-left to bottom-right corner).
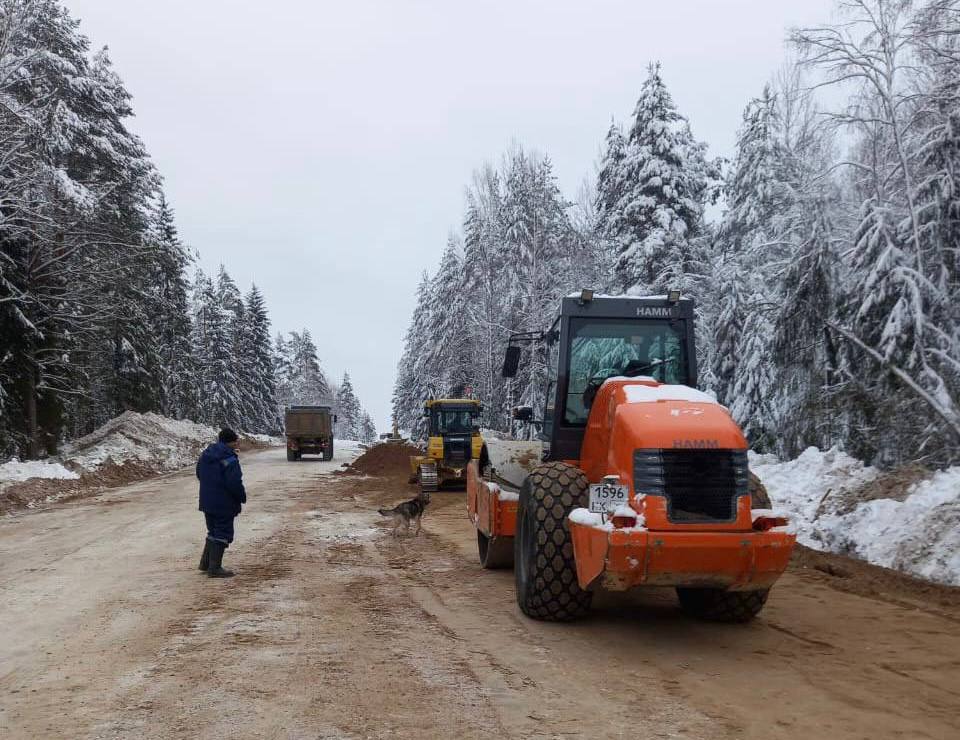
61;411;217;473
245;433;283;446
0;459;79;488
752;447;960;587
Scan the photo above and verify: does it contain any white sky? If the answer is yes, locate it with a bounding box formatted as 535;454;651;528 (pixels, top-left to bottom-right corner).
63;0;837;431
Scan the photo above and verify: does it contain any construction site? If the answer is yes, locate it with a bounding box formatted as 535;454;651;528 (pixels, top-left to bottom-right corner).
2;1;960;738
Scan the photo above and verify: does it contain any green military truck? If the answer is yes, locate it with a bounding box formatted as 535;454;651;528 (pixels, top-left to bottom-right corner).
284;406;336;462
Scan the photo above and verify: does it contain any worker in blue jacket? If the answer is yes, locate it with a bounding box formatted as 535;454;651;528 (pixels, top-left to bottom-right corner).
196;428;246;578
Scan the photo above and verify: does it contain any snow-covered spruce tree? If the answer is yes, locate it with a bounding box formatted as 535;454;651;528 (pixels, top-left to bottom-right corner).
769;198;842;458
604;62;714;296
710;86;793;423
360;411;378;444
284;329;332;408
459;166;510;431
152;194;195;420
594;120;627;255
502;149;582;435
393;273;436;440
422;237;472;397
709;266;748;407
190;269;240;428
243;286;279;433
335;373;363;440
273;332;294;417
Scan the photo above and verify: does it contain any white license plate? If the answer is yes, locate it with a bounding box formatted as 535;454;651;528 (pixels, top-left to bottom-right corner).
588;482;629;513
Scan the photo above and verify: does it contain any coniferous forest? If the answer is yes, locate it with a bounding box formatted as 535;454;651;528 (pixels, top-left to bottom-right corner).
0;0;376;457
394;0;960;469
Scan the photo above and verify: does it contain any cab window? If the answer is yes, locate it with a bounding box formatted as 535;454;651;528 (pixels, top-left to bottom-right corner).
563;318;687;426
430;408;479;435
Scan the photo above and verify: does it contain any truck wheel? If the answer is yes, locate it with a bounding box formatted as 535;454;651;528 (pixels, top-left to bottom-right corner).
324;443;334;462
286;449;297;462
676;587;770;623
514;462;592;622
477;531;513;569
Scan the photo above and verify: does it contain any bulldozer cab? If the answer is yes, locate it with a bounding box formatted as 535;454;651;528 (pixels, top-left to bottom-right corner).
506;294;697;461
426;402;481;437
412;399;484;492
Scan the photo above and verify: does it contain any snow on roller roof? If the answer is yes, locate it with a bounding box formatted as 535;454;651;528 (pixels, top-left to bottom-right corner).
621;383;718;405
564;292;675;300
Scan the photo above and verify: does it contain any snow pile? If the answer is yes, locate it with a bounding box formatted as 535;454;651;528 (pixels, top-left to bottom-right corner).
0;459;79;488
749;447;878;544
61;411;217;473
814;468;960;586
752;447;960;586
244;433;282;446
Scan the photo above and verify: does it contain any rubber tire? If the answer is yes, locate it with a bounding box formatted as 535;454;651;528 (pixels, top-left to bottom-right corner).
478;531;514;569
676;587;770;623
324;442;334;462
514;462;593;621
286;449;297;462
749;471;771;508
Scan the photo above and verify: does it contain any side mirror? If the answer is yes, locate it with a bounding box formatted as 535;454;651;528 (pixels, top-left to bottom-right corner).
423;409;431;418
333;414;338;423
512;405;534;422
502;345;521;378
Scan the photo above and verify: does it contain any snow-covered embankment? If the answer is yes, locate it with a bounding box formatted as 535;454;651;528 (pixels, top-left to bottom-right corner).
751;447;960;587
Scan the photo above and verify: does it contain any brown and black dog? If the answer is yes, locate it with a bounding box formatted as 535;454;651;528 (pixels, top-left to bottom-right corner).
378;491;431;537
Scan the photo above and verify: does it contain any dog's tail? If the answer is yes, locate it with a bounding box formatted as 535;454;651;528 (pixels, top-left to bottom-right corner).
377;507;393;517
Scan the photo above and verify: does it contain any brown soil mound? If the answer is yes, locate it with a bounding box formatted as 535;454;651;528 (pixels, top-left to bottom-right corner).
344;442;422;478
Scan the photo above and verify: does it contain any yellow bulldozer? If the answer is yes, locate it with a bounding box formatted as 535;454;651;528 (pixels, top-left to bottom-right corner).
409;399;484;493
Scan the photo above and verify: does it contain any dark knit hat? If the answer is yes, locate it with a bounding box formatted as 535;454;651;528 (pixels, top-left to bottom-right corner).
218;428;239;444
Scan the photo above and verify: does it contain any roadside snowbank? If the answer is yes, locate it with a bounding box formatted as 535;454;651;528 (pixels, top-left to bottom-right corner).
61;411;216;473
751;447;960;586
0;459;79;486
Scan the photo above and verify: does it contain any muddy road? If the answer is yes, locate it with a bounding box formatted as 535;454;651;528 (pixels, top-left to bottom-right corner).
1;447;958;740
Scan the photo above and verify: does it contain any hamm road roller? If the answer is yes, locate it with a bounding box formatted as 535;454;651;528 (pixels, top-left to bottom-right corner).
467;291;795;622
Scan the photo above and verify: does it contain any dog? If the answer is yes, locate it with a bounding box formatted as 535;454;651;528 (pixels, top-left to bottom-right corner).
378;491;431;537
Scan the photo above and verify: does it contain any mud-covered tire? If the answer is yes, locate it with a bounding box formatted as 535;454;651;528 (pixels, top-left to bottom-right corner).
323;443;334;462
286;449;297;462
514;462;592;621
676;587;770;622
749;472;771;508
478;531;514;569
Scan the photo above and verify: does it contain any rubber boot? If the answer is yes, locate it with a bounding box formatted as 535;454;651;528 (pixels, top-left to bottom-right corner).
198;540;210;571
207;541;235;578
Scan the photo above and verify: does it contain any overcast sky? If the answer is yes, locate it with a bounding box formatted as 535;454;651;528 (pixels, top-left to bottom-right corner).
64;0;837;431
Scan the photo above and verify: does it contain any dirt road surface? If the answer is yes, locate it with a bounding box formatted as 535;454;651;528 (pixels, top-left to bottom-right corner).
1;447;959;739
